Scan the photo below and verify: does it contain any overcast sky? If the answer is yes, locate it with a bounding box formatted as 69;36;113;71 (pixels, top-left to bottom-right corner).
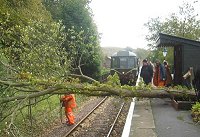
90;0;197;49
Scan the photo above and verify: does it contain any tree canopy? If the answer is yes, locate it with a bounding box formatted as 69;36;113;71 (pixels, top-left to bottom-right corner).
144;1;200;64
43;0;102;79
145;1;200;48
0;1;102;135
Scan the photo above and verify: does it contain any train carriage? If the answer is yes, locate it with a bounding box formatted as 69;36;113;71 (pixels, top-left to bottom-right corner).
110;50;139;85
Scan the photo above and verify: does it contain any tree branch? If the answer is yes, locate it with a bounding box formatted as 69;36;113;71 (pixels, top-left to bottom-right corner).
0;95;53;122
0;80;30;87
0;87;62;104
69;74;97;83
0;60;19;73
69;52;97;83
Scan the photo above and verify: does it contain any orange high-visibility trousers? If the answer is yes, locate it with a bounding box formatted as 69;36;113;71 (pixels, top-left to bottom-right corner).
65;107;75;124
61;94;76;125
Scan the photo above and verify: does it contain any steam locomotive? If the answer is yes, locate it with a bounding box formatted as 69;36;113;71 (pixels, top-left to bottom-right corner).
110;50;139;85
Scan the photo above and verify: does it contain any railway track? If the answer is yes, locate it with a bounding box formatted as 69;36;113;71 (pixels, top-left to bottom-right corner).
106;102;124;137
63;97;108;136
64;97;130;137
45;96;131;137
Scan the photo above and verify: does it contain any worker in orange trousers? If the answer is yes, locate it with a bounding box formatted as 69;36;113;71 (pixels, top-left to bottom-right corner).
60;94;76;125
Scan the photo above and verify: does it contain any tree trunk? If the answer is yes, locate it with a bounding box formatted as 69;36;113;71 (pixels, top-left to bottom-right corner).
0;80;197;104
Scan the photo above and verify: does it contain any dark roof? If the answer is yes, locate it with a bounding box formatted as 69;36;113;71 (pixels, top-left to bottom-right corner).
111;50;137;57
156;33;200;47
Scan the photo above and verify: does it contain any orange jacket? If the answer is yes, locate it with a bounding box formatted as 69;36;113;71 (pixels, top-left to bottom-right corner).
61;94;76;108
153;65;165;87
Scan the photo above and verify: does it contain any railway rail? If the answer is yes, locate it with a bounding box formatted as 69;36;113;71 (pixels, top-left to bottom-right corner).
65;97;129;137
45;96;131;137
106;102;124;137
63;96;108;137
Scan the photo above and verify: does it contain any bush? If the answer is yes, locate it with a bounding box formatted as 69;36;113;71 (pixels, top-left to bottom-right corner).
191;102;200;123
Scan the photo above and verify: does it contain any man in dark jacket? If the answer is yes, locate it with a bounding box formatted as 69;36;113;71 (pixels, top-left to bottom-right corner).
140;59;153;85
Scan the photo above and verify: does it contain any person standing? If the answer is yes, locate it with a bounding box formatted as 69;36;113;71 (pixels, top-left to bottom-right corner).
183;67;194;89
163;61;172;87
153;59;166;87
60;94;76;125
140;59;153;85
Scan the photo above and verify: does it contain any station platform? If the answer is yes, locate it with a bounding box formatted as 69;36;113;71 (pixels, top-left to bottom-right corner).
128;98;156;137
122;98;200;137
122;98;157;137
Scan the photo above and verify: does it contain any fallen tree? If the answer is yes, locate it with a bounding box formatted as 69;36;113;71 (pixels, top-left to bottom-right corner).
0;73;198;137
0;78;197;105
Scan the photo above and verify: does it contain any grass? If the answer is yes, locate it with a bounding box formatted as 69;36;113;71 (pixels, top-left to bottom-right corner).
0;94;90;137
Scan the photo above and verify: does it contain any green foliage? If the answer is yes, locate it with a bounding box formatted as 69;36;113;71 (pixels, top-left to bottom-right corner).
43;0;102;79
0;94;90;137
0;0;52;25
191;102;200;123
0;1;70;135
135;78;152;91
0;8;70;79
146;48;174;68
0;0;101;136
100;67;110;76
43;0;94;32
18;20;69;78
144;1;200;65
64;27;101;79
192;102;200;113
0;51;9;78
172;85;192;91
0;95;58;136
106;73;121;86
145;2;200;48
